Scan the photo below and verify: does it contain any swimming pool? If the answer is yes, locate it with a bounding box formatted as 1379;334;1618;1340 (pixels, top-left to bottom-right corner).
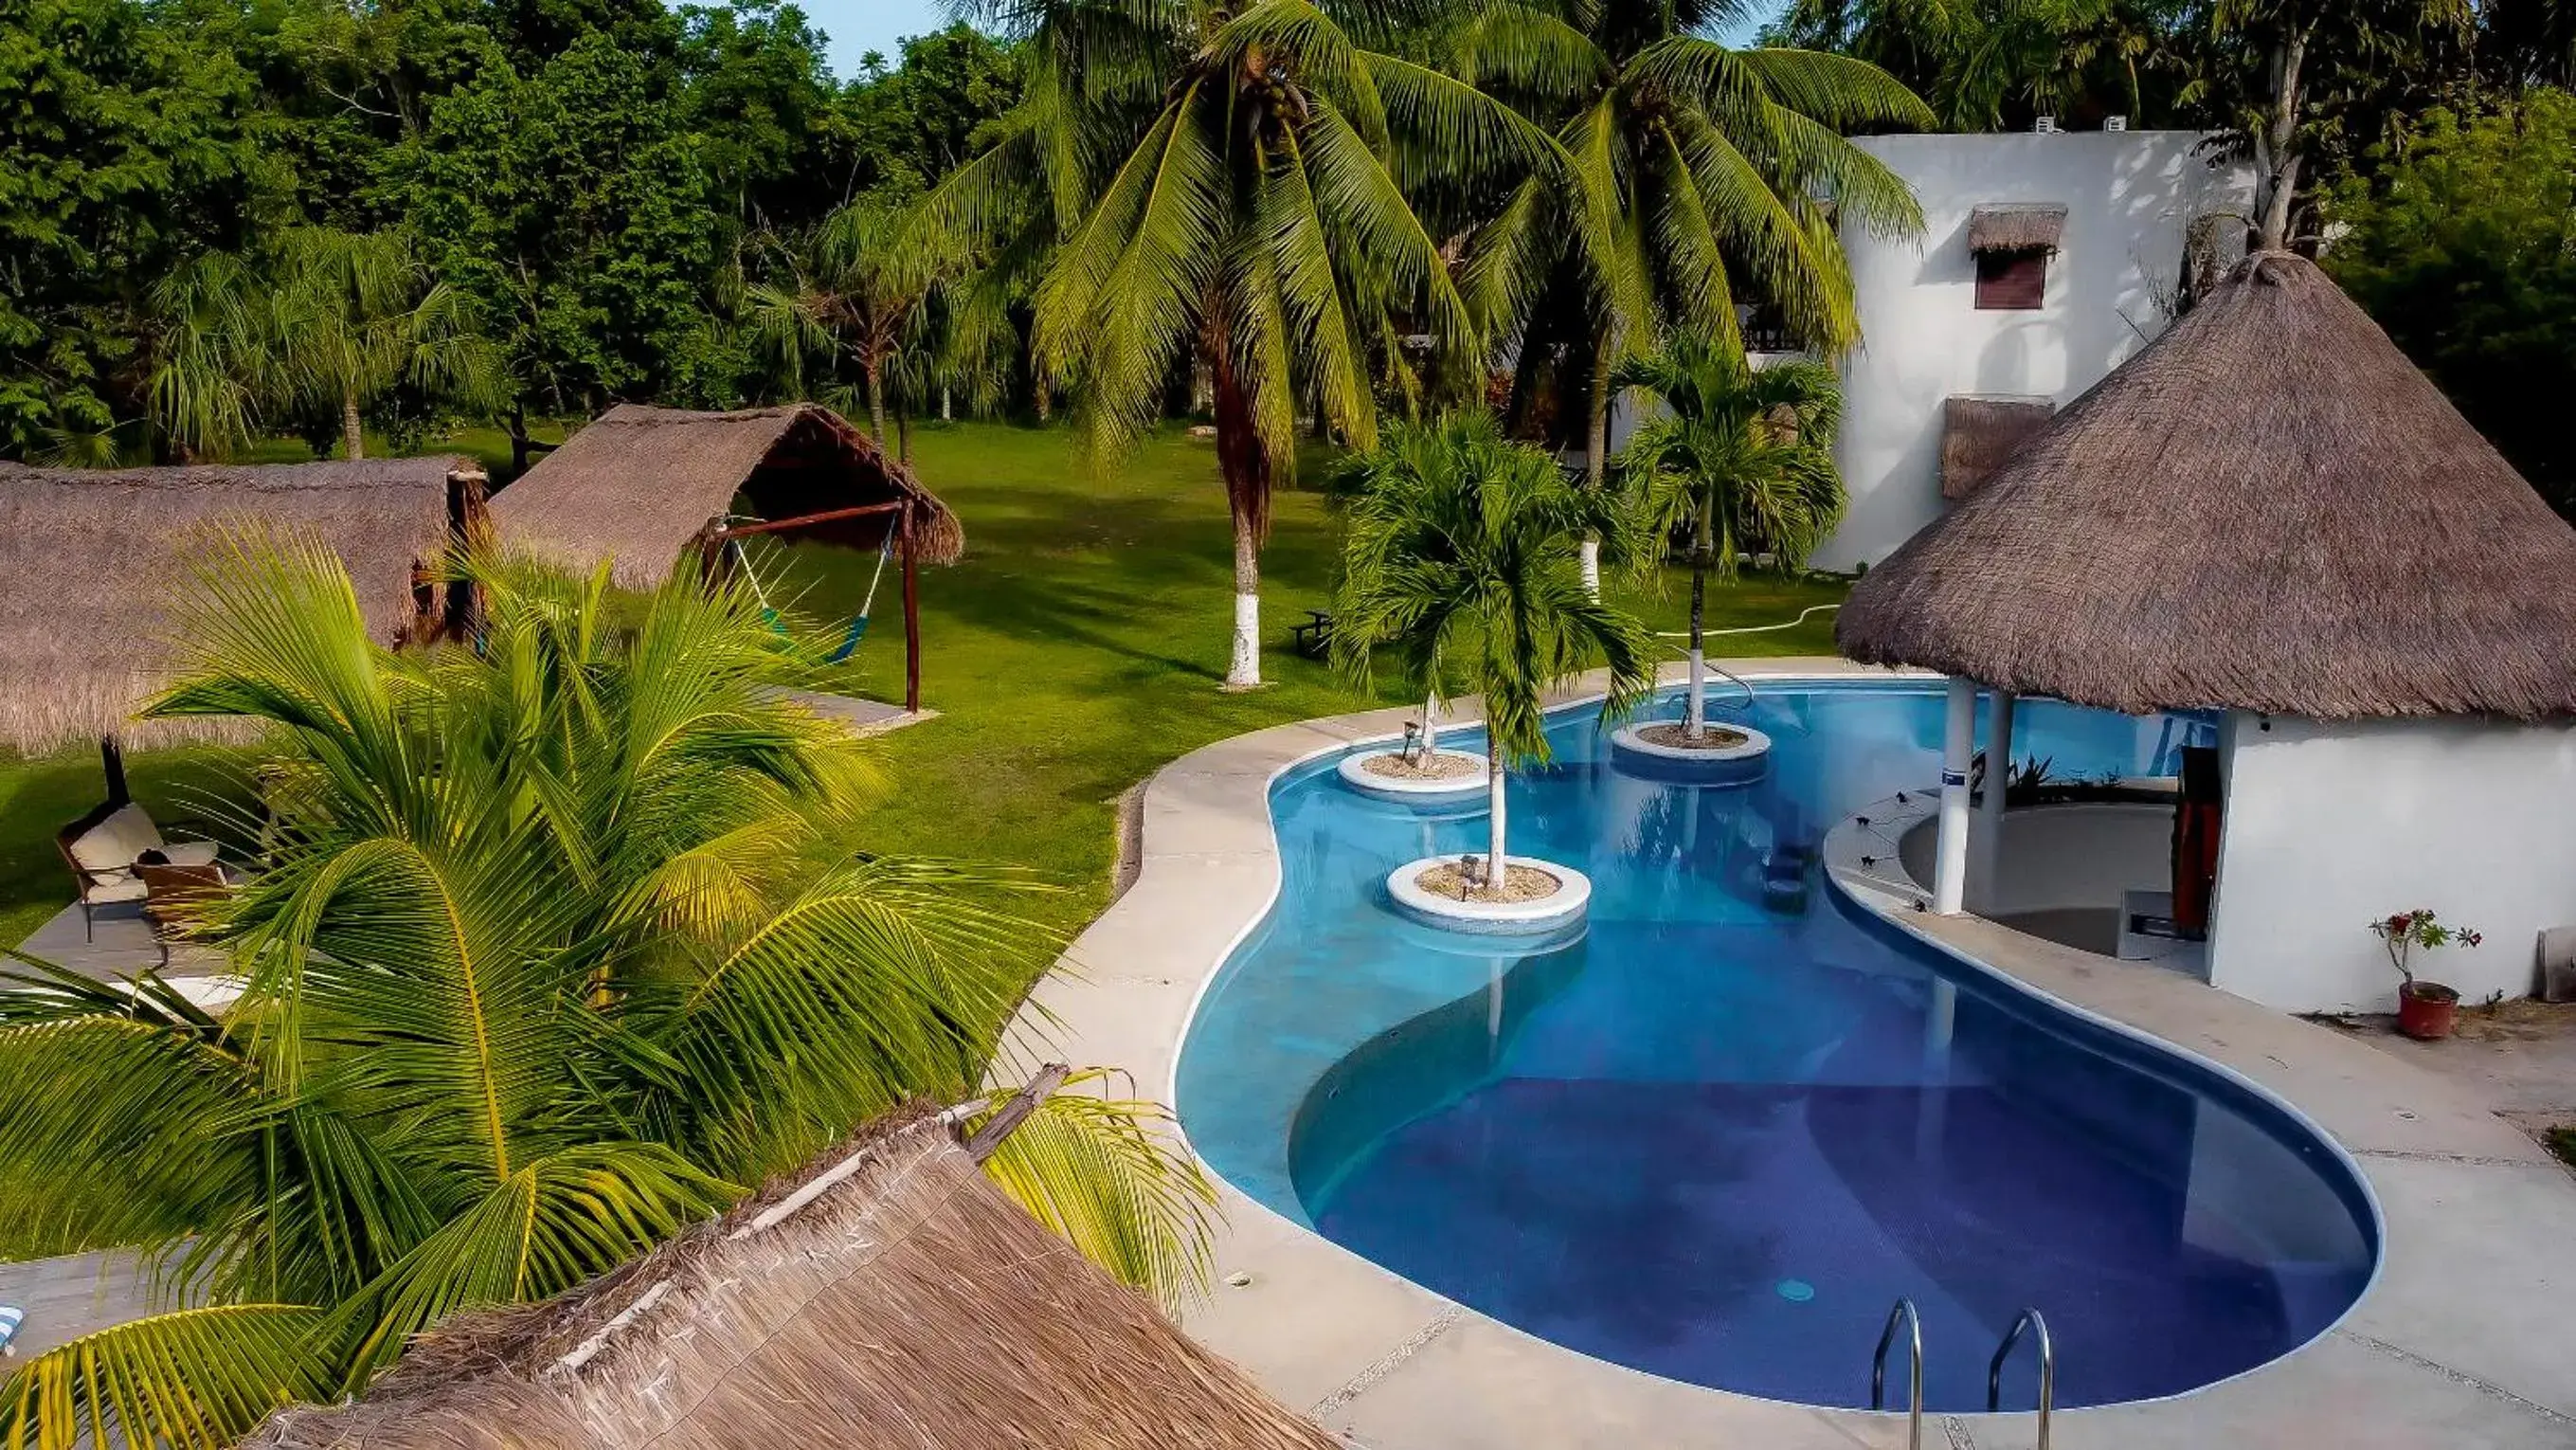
1175;680;2379;1413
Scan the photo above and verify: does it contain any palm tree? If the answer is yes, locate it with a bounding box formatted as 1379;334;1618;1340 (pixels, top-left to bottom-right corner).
147;228;506;462
1614;333;1846;737
0;535;1210;1448
1334;412;1656;885
747;192;946;445
1453;0;1926;569
929;0;1558;688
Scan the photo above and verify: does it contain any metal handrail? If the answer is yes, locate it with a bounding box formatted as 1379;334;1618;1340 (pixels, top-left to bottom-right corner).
1869;1297;1925;1450
1987;1308;2056;1450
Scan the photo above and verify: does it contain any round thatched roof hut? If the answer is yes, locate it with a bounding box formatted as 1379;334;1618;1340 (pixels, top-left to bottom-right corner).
1833;253;2576;1016
1838;251;2576;721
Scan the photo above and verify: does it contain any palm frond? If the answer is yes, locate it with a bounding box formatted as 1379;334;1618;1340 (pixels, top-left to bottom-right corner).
0;1304;329;1450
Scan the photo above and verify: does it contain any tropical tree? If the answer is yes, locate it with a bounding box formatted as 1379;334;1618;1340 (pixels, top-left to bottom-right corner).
1768;0;2189;131
0;535;1210;1449
1334;412;1656;884
746;190;946;444
928;0;1560;688
1614;334;1846;736
147;227;507;462
1453;0;1927;553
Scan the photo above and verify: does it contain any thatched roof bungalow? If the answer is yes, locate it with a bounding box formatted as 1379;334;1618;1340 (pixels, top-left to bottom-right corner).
1837;253;2576;1015
0;457;488;758
492;405;961;711
245;1106;1336;1450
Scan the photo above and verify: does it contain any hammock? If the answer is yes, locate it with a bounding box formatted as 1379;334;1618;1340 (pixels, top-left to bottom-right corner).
723;526;893;664
824;533;896;664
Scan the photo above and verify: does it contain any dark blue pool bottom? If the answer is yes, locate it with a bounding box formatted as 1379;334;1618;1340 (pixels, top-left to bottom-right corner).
1183;683;2378;1411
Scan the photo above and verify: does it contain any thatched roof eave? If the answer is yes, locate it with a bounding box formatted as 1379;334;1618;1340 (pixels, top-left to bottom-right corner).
492;404;964;590
244;1104;1334;1450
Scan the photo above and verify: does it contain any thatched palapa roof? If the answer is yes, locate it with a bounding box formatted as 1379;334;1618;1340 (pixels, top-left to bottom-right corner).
1939;395;2056;500
493;405;963;589
1838;253;2576;720
1968;204;2068;254
246;1107;1337;1450
0;457;485;753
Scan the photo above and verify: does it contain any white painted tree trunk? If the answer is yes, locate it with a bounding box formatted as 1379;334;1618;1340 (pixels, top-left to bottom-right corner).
1227;511;1261;688
941;386;952;423
1421;691;1439;756
1686;648;1707;734
1578;537;1601;598
1486;753;1509;888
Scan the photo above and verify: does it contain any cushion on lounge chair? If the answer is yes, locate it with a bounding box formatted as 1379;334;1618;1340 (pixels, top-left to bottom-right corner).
157;841;219;869
80;877;150;905
66;805;160;882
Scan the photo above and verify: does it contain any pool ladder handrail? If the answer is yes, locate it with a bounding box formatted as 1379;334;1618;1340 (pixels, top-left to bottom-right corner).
1868;1297;1924;1450
1987;1307;2056;1450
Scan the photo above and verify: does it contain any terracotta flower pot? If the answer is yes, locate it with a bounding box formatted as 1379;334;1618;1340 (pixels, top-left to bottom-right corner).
2397;980;2460;1041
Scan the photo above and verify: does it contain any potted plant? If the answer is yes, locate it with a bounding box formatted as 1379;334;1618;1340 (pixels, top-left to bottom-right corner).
2372;909;2483;1041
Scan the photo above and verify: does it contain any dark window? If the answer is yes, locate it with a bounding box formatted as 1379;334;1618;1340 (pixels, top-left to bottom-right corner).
1975;250;2048;310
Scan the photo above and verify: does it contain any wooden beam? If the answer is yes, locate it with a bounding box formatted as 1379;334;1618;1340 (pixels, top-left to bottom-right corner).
712;500;906;540
964;1063;1072;1163
901;498;921;713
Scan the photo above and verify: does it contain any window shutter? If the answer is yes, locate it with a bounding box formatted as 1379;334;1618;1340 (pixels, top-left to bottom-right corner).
1976;251;2048;310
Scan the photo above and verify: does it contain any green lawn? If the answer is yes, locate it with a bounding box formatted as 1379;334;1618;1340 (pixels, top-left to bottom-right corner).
0;421;1848;948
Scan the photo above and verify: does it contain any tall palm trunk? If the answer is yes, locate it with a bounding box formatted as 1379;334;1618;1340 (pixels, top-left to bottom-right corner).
1486;753;1508;889
1210;335;1270;689
1687;491;1713;737
1579;325;1614;597
863;355;890;444
1421;690;1439;757
341;390;366;461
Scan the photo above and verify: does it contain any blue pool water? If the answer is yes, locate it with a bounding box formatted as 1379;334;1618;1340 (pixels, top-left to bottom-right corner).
1176;681;2378;1412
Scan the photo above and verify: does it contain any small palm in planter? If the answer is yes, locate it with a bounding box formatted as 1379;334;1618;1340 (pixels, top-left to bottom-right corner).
1613;333;1846;742
1333;413;1655;903
2373;909;2483;1040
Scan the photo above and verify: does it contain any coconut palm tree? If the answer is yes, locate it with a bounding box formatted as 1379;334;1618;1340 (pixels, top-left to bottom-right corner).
1614;333;1846;737
147;228;506;462
0;535;1210;1449
928;0;1560;688
1453;0;1927;567
1334;412;1656;885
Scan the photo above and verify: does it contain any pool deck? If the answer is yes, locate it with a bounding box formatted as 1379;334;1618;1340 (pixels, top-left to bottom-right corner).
1008;658;2576;1450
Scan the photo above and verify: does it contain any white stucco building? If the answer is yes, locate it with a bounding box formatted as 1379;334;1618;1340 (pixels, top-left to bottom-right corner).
1820;131;2257;571
1836;252;2576;1016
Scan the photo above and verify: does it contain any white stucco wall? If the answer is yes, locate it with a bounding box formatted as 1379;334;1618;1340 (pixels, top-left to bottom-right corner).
2207;712;2576;1013
1818;132;2257;571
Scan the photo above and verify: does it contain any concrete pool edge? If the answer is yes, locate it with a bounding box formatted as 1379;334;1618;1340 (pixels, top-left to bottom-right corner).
1004;661;2576;1449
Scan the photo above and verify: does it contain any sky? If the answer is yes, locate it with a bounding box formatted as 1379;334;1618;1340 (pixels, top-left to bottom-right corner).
803;0;1786;81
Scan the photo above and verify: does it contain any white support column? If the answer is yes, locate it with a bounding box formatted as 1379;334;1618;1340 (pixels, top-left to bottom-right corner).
1934;678;1976;915
1973;690;2017;913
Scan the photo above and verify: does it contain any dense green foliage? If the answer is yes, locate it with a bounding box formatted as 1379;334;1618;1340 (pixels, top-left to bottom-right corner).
2328;87;2576;517
0;534;1210;1448
0;0;1019;460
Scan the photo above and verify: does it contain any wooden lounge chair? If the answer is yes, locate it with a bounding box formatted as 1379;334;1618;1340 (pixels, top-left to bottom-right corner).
57;802;220;942
137;861;230;970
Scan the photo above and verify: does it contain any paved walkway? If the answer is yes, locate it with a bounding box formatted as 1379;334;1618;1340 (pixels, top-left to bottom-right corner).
1010;660;2576;1450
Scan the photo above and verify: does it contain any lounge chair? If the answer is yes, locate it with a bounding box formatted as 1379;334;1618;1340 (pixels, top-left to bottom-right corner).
57;803;220;942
